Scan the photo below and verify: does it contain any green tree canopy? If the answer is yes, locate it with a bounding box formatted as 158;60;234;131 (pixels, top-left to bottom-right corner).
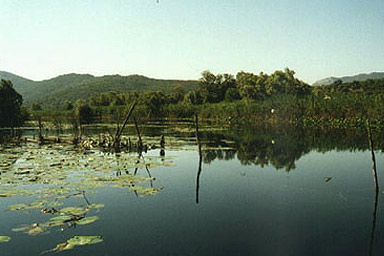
31;102;43;111
198;71;236;103
0;79;27;127
75;100;94;124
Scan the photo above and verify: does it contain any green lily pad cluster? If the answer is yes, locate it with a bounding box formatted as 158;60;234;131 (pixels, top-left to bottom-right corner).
0;144;168;201
0;142;171;253
8;200;63;211
12;207;101;236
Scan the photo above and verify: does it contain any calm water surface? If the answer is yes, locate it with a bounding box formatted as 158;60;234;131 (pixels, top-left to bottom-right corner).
0;124;384;256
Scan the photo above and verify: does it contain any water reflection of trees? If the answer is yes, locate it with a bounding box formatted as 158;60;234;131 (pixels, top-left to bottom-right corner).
199;126;384;171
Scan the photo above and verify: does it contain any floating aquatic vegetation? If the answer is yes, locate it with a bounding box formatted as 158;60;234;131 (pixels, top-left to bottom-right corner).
45;236;103;253
1;140;172;249
8;200;62;211
13;211;101;235
67;235;103;246
27;225;47;236
0;187;35;198
49;215;72;222
75;216;99;225
8;203;29;211
88;204;104;209
0;236;11;242
59;207;89;216
46;201;64;208
24;200;49;209
12;223;47;236
129;186;161;196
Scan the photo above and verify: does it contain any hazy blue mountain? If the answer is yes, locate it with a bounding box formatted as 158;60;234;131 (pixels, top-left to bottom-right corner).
313;72;384;86
0;71;198;107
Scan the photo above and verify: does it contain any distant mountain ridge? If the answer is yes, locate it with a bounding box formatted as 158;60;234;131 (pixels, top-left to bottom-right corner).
313;72;384;86
0;71;198;108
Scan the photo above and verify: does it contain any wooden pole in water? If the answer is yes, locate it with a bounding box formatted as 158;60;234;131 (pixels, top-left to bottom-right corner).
38;116;43;144
133;117;143;151
160;135;165;156
366;120;379;255
367;120;379;192
79;123;82;142
195;113;202;157
195;113;203;204
369;187;379;256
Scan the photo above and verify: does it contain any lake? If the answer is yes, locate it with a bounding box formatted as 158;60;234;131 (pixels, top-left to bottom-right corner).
0;123;384;256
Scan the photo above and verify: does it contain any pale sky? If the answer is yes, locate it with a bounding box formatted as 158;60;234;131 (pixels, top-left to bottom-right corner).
0;0;383;83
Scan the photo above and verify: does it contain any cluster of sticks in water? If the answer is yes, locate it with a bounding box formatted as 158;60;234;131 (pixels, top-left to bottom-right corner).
4;102;167;155
20;133;166;155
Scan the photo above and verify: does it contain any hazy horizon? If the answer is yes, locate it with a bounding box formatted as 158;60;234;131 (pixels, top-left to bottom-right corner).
1;0;383;84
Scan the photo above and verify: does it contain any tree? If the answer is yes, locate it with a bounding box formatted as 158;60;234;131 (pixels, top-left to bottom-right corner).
0;79;27;128
266;68;310;96
138;91;167;115
64;101;74;110
75;101;94;124
184;91;203;104
198;71;237;103
225;87;241;102
31;102;43;111
236;71;265;100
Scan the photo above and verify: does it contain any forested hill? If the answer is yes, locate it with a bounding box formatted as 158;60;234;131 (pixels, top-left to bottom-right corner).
313;72;384;86
0;71;198;108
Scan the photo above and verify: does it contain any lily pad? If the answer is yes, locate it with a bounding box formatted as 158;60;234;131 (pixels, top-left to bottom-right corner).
49;242;75;252
12;224;47;236
0;236;11;243
88;203;104;209
59;207;88;216
27;200;48;209
75;216;100;225
47;201;63;208
27;226;47;236
8;203;28;211
47;236;103;253
67;236;103;246
129;186;161;196
50;215;72;222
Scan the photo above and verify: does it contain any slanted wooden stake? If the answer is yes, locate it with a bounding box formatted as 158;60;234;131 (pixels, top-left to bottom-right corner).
112;101;136;150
